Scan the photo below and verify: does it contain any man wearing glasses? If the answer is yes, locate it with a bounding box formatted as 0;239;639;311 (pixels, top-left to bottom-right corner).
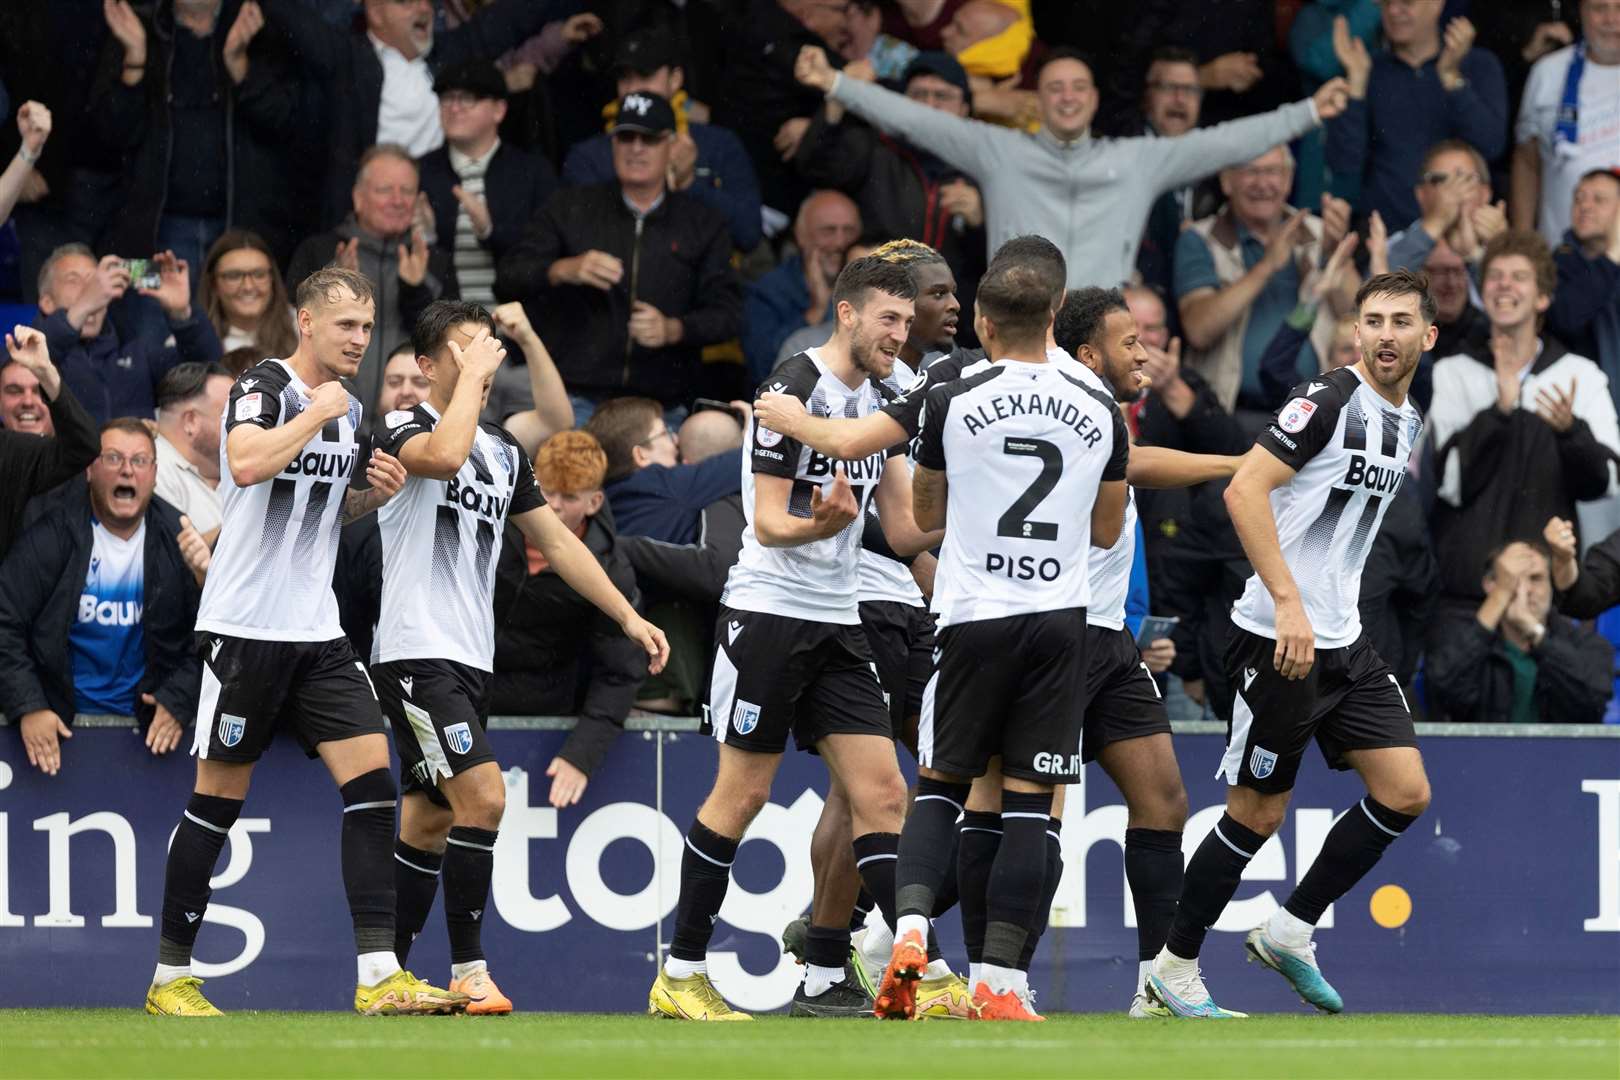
0;416;203;777
1133;47;1221;304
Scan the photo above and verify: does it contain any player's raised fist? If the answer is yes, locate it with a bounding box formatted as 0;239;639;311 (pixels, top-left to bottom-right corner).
308;379;350;421
795;45;837;93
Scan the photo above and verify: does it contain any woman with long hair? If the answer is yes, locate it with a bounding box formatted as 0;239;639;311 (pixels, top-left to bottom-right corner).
198;231;297;371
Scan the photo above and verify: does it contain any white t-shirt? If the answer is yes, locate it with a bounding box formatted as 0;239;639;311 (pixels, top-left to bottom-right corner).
1516;45;1620;247
154;433;222;536
372;34;444;157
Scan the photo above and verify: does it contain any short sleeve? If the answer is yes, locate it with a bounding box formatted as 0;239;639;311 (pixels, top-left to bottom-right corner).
752;354;820;479
913;384;952;471
1257;377;1347;471
1514;54;1557;145
1103;404;1129;482
509;443;545;515
225;373;283;433
1172;229;1219;300
374;405;433;459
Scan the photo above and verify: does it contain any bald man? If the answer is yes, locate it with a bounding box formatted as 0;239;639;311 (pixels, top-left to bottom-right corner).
678;406;745;466
742;189;861;382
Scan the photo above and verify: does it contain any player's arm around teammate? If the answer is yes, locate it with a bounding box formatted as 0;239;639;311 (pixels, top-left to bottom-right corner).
751;390;907;464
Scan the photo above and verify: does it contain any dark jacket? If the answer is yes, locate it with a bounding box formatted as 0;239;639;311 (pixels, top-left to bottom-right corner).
1425;607;1613;724
1357;482;1437;685
619;492;745;604
0;382;99;561
286;217;452;417
1559;525;1620;620
789;108;985;331
495;183;741;406
604;450;743;545
1430;339;1615;601
1547;233;1620;420
263;0;565;227
563;122;763;253
418;140;557;268
101;0;315;262
39;309;223;425
0;489;202;730
490;514;645;776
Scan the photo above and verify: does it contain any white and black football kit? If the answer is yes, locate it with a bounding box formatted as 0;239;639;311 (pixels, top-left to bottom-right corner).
193;359;385;762
1223;367;1422;794
709;348;904;754
915;357;1129;784
858;359;935;741
371;403;545;805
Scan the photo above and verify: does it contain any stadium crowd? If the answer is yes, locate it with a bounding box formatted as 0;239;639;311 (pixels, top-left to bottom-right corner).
2;0;1620;804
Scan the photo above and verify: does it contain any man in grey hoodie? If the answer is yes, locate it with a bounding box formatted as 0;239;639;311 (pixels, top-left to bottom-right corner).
794;46;1352;290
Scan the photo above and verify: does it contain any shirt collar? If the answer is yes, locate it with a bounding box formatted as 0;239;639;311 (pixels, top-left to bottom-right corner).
622;189;666;219
369;31;424;65
449;138;501;173
157;432;201;478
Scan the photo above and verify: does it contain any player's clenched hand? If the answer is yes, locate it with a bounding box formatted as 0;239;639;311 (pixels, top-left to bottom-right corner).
20;709;71;776
811;469;859;537
752;391;806;440
623;614;670;675
142;695;184;755
307;379;350;422
545;756;588;808
450;326;506;383
365;450;406;500
1273;598;1316;680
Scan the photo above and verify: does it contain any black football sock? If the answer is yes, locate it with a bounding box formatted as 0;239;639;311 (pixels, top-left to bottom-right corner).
157;793;243;966
895;778;971;921
982;791;1052;969
340;769;399;957
930;826;961;919
1164;813;1266;960
848;887;875;933
956;810;1002;966
1285;796;1417;924
852;832;902;930
1125;827;1184;961
392;840;442;965
804;923;852;994
442;826;498;966
669;820;739;962
1017;817;1064;972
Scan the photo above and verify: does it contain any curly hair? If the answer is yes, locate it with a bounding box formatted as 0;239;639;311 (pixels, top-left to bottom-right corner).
869;238;947;268
536;430;608;495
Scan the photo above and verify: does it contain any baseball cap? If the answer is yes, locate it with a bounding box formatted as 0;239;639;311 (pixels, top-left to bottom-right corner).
615;30;683;76
901;52;972;103
434;59;507;101
610;91;677;136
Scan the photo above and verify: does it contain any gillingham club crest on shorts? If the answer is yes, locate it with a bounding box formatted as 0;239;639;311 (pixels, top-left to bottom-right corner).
218;713;246;748
1250;745;1279;779
444;722;475;756
731;700;761;736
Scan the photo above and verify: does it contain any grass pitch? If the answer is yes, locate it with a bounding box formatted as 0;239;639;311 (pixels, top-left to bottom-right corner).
1;1010;1615;1079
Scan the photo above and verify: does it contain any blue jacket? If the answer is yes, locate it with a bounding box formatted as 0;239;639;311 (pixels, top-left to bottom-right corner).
604;450;743;545
744;255;824;387
561;122;762;253
39;309;222;424
1548;231;1620;419
1326;46;1506;224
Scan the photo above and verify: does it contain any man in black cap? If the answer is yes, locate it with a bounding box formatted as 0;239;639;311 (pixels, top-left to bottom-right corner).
788;51;988;344
561;32;762;253
417;60;557;309
496;92;742;425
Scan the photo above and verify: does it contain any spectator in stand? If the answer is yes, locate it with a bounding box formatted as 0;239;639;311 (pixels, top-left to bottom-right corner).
1133;48;1221;304
841;0;920;81
1548;515;1620;617
742;190;860;383
1174;145;1357;415
1327;6;1507;226
37;245;223;424
562;31;762;254
1548;168;1620;416
377;340;431;415
1429;230;1620;618
491;430;645;808
1357;478;1438;694
1253;235;1366;408
1384;140;1509;290
1512;0;1620;246
794;44;1352;290
152;361;232;539
496;92;740;424
0;418;203;776
199;230;299;363
219;345;263;378
586;395;744;546
98;0;311;290
287;145;452;417
1473;2;1578;127
883;0;971;50
0;101;50;229
941;1;1041;131
787;52;986;351
0;328;99;560
263;0;566;227
1426;540;1613;724
418;59;556;310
